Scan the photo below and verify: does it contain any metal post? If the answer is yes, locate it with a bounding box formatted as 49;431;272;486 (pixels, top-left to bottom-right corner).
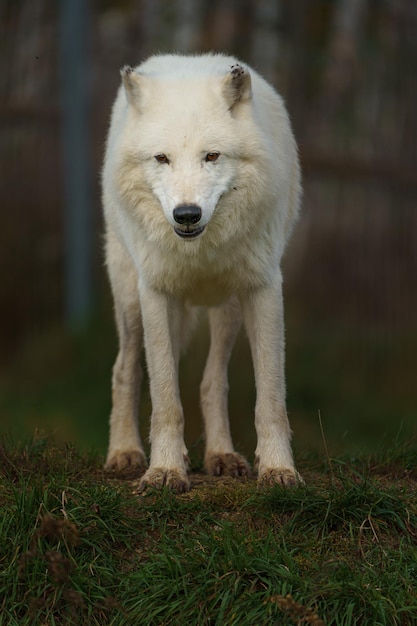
59;0;92;328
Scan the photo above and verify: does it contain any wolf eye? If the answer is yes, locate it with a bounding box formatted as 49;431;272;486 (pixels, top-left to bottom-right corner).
155;153;169;164
205;152;220;162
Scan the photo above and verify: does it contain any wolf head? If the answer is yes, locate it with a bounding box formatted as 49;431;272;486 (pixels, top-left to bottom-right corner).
118;59;258;242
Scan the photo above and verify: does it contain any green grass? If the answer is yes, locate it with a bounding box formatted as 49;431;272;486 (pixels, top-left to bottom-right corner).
1;435;416;625
0;311;416;623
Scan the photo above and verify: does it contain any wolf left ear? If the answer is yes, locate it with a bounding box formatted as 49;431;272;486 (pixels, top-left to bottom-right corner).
120;65;143;109
222;64;252;110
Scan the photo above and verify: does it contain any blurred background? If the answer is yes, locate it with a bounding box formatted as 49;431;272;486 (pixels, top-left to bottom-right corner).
0;0;416;460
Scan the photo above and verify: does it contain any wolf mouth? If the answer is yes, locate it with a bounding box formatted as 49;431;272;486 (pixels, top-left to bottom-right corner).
174;225;205;239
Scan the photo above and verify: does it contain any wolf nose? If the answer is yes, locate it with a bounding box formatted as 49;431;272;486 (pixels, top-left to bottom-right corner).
173;204;202;225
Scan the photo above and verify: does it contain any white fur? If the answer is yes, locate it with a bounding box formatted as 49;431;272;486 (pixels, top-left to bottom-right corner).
102;53;302;491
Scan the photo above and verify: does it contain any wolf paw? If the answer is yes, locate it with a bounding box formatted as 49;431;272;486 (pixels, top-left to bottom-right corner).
104;449;147;473
257;468;304;488
205;453;251;478
136;468;190;494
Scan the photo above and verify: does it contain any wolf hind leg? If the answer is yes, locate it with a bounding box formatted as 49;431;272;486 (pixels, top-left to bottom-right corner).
201;295;251;477
105;231;147;473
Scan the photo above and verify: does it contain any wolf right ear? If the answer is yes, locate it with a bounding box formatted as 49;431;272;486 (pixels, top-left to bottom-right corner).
121;65;143;109
222;64;252;110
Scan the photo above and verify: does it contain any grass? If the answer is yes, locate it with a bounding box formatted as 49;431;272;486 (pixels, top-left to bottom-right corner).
0;310;416;623
1;434;416;625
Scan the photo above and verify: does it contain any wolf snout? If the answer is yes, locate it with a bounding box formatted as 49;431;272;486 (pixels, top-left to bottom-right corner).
172;204;205;239
173;204;202;225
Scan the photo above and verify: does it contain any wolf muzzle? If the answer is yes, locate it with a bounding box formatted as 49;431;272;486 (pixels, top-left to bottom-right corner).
173;204;205;239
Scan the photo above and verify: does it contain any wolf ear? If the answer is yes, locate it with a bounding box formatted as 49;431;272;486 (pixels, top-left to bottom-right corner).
121;65;143;109
222;64;252;110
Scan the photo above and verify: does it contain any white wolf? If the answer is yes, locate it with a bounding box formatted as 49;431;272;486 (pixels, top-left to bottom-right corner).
102;53;302;492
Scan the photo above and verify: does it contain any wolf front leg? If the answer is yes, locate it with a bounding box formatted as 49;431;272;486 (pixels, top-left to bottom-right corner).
241;275;300;487
137;282;189;493
201;296;251;477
